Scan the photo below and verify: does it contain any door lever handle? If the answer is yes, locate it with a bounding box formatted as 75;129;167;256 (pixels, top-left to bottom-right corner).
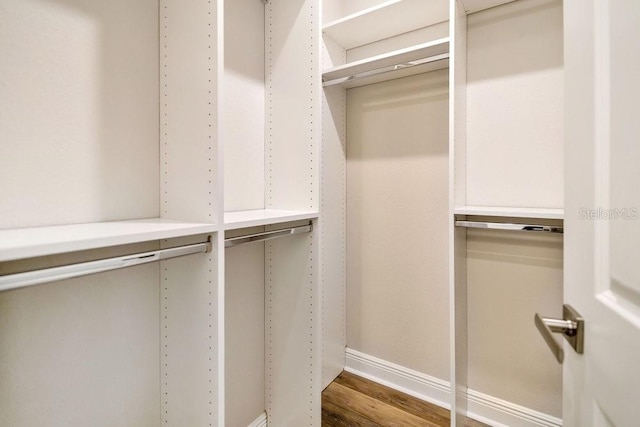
534;304;584;363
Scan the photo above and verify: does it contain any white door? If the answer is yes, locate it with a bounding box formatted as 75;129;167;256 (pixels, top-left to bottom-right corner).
564;0;640;426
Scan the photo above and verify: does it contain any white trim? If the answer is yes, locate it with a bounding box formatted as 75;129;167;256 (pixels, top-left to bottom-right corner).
467;390;562;427
344;348;451;410
345;348;562;427
247;411;267;427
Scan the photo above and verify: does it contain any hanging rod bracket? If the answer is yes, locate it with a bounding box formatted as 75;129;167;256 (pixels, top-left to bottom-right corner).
455;220;563;234
225;222;313;248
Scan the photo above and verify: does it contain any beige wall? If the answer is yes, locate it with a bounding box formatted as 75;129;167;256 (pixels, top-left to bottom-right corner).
465;0;564;418
344;0;564;419
346;69;450;380
466;0;564;208
467;229;563;417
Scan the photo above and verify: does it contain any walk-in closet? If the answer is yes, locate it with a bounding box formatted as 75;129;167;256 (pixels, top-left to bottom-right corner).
2;0;638;426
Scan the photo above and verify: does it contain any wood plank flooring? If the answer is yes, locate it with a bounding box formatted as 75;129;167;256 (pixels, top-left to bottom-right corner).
322;371;490;427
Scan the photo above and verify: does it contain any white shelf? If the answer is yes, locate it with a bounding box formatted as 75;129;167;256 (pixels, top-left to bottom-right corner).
323;0;449;50
461;0;517;14
224;209;318;230
454;206;564;220
323;38;449;88
0;219;218;262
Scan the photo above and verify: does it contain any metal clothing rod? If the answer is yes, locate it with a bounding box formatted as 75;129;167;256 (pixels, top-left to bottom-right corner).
455;220;563;234
322;53;449;87
0;241;211;293
225;223;312;248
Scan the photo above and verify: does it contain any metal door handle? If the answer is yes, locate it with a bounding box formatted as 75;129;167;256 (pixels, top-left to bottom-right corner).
534;304;584;363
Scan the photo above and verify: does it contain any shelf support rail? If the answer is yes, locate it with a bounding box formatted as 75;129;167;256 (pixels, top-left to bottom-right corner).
322;53;449;87
0;240;212;293
225;223;313;248
455;220;563;234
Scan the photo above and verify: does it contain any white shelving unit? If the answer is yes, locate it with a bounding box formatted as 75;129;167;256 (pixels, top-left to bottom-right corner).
222;0;320;426
1;1;223;426
1;0;567;425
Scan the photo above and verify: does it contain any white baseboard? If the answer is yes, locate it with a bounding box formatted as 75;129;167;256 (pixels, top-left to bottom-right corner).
247;411;267;427
344;348;562;427
344;347;451;410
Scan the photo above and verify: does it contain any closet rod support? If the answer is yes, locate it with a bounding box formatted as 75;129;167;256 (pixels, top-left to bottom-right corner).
322;54;449;88
225;223;312;248
0;241;211;292
455;220;563;234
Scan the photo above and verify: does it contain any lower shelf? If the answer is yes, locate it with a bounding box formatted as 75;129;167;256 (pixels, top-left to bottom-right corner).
0;218;218;262
454;206;564;220
224;209;318;230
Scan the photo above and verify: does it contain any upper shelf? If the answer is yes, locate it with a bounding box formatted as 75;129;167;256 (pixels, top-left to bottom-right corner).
460;0;517;14
224;209;318;230
323;38;449;89
454;206;564;220
0;219;218;262
323;0;449;50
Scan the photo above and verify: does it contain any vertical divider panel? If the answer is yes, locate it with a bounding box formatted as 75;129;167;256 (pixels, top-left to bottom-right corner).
160;0;222;425
265;0;321;425
449;0;468;425
215;2;226;426
320;34;347;388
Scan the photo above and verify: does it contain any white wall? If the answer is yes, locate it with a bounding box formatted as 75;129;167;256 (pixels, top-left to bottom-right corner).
0;0;159;229
346;69;450;381
223;0;265;212
0;244;161;426
225;239;266;427
223;1;267;425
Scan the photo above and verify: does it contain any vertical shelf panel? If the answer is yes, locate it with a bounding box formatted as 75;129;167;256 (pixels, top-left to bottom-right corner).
265;0;321;425
321;84;347;389
450;0;468;425
320;13;347;389
160;0;221;425
160;241;219;425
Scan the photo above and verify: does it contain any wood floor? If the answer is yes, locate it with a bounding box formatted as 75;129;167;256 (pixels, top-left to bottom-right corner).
322;371;489;427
